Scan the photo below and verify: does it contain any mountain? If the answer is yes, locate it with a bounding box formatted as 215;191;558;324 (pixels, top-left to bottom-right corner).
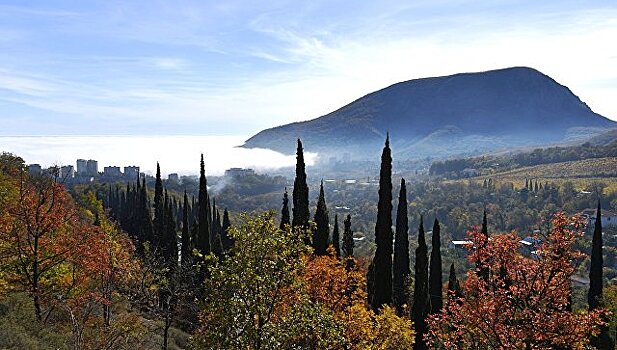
242;67;616;160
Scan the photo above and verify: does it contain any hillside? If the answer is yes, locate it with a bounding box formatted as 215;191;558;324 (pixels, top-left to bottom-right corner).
430;135;617;177
473;157;617;193
243;67;615;160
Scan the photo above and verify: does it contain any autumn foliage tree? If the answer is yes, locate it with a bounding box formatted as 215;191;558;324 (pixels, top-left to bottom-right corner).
427;212;606;349
191;212;414;350
0;171;100;322
0;156;143;349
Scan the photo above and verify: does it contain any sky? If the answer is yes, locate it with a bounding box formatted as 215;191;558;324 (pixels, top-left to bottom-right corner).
1;0;617;137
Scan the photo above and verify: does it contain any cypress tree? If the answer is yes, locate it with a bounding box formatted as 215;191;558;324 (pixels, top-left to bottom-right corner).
412;217;429;350
198;154;211;255
477;210;489;282
153;162;164;251
163;191;178;267
221;208;233;252
447;263;462;301
138;177;153;250
181;190;191;267
210;199;223;258
332;214;340;258
280;188;290;230
370;134;394;312
393;178;410;316
589;200;613;349
292;139;310;232
342;214;354;266
589;199;603;310
429;218;443;314
313;180;329;256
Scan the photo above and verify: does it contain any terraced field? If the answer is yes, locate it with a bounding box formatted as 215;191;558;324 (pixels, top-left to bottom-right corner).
472;157;617;192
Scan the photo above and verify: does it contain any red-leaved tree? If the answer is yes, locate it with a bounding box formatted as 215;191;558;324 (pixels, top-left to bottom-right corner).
427;212;606;349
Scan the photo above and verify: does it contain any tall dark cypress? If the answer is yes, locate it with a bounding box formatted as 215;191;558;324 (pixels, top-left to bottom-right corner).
221;208;233;252
332;214;341;258
447;263;462;301
292;139;310;232
342;214;354;259
477;210;489;282
412;217;429;350
392;178;410;316
280;188;290;230
589;199;603;309
210;199;223;258
370;134;393;312
313;180;329;256
198;154;211;255
181;190;191;267
163;191;178;267
139;177;153;249
153;162;164;251
589;200;613;349
429;218;443;314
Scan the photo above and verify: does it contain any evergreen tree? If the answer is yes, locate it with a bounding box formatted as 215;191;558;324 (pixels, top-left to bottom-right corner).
370;134;394;312
221;208;233;252
280;188;290;230
342;214;354;263
588;200;612;348
181;190;191;267
313;180;329;256
210;199;223;258
163;191;178;267
588;199;603;310
139;177;153;250
292;139;310;233
447;263;462;300
198;154;211;255
429;218;443;314
393;178;410;316
411;217;429;350
153;162;164;251
332;214;340;258
477;210;489;282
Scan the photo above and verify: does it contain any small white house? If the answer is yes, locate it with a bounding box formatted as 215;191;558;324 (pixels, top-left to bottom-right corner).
580;208;617;227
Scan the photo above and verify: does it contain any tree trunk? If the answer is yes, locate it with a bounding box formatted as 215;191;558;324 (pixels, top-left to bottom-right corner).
33;235;42;322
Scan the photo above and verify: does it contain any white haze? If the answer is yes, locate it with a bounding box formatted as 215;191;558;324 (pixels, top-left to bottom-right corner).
0;136;317;176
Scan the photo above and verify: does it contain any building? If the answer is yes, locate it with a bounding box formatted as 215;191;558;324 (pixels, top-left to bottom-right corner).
124;166;140;180
224;168;255;178
76;159;87;175
28;164;42;175
168;173;179;182
86;159;98;176
103;166;122;177
519;236;541;257
60;165;75;178
581;208;617;227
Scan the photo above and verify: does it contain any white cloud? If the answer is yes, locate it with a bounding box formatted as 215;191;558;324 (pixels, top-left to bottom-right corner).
0;1;616;138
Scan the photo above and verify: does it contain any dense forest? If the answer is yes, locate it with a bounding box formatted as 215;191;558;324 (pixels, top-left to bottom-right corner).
1;133;617;349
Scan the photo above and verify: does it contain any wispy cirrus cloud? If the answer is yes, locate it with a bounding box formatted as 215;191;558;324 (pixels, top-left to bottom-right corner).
0;0;615;137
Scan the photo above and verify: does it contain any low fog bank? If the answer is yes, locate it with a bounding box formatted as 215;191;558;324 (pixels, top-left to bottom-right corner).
0;135;317;176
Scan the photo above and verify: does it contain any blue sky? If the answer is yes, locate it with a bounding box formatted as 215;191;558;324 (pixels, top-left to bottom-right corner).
1;0;616;136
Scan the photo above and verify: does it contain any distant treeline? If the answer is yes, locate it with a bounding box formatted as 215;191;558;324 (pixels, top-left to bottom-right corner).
429;140;617;177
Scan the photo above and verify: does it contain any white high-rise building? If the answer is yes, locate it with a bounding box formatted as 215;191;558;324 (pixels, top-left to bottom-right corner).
76;159;87;175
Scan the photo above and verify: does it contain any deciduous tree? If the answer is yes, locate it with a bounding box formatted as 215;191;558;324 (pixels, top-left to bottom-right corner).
427;213;605;349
